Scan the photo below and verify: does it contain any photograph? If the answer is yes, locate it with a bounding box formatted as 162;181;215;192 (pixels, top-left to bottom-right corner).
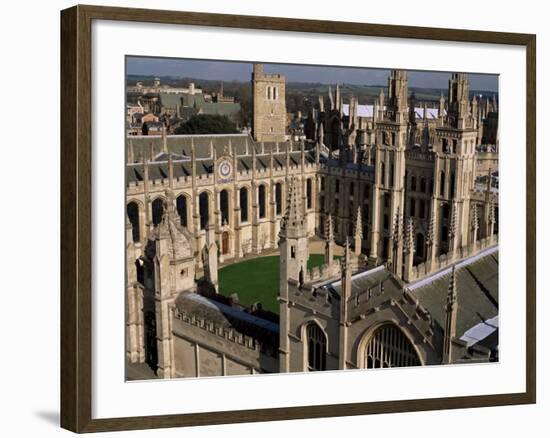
125;58;499;380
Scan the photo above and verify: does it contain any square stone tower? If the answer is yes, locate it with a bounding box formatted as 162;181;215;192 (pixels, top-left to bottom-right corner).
251;63;287;142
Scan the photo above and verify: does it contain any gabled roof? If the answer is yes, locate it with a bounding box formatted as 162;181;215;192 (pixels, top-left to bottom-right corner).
408;247;499;343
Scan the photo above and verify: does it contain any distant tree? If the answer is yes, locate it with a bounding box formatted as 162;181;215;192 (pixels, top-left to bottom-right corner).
174;114;239;135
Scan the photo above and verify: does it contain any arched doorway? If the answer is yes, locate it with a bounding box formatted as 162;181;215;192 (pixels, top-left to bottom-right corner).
222;231;229;255
362;324;421;369
220;190;229;225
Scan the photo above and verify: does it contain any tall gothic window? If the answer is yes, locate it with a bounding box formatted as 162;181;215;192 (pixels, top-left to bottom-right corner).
419;199;426;219
416;233;425;259
127;202;140;242
380;162;386;186
411;176;417;191
220;190;229;225
240;187;248;222
307;323;327;372
275;183;282;216
258;185;266;219
450;172;456;197
420;177;426;193
363;325;420;369
306;178;312;209
152;198;164;226
199;192;209;230
440;171;446;197
410;198;416;217
176;195;187;228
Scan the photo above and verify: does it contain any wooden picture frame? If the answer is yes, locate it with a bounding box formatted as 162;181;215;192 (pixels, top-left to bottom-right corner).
60;4;536;433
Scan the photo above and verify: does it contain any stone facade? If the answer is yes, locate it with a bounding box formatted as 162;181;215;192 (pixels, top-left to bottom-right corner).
126;66;499;379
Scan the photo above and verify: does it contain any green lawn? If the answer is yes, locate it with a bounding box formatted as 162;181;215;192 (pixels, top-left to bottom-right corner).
218;254;329;314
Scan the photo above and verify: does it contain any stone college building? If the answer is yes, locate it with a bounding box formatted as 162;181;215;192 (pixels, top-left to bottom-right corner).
125;64;499;378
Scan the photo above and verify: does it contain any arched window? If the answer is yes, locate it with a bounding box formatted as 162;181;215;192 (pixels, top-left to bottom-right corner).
152;198;164;226
306;323;327;371
380;162;385;186
199;192;209;230
389;163;394;188
127;202;140;242
420;177;426;193
349;181;354;196
220;189;229;225
410;198;416;217
273;87;277;100
275;183;282;216
176;195;187;228
240;187;249;222
258;185;266;219
440;171;446;196
419;199;426;219
267;86;271;100
363;325;420;369
416;233;425;259
411;176;417;191
306;179;312;209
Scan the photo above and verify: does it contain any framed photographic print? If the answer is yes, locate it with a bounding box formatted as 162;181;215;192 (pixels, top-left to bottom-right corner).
60;4;536;433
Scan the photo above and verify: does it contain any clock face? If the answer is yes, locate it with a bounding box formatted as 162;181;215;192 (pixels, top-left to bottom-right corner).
218;159;233;180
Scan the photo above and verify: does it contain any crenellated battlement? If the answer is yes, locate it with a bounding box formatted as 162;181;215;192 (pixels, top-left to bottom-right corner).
173;306;261;352
409;236;498;282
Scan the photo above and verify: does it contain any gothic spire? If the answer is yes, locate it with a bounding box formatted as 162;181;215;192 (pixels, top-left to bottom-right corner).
281;177;305;234
427;208;435;245
472;202;479;231
325;213;334;242
448;202;457;240
354;207;362;239
404;217;415;254
447;265;458;309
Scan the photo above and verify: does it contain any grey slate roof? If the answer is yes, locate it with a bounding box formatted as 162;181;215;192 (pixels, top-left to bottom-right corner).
409;248;499;341
175;292;279;348
320;265;392;299
126;134;316;183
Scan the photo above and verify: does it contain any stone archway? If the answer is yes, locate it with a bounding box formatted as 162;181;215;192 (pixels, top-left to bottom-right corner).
360;324;421;369
222;231;230;255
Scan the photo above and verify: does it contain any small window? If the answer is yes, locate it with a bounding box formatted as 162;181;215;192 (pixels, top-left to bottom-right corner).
291;246;296;258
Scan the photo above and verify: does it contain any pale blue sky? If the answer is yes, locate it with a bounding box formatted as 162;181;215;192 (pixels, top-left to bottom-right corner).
127;57;498;92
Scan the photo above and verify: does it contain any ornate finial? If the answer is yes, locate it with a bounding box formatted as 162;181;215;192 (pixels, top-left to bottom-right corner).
472;202;479;230
427;210;435;245
326;213;334;242
342;237;351;268
354;207;362;239
281;177;304;231
391;208;402;244
489;198;496;224
404;217;415;254
447;265;458;309
448;202;457;240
